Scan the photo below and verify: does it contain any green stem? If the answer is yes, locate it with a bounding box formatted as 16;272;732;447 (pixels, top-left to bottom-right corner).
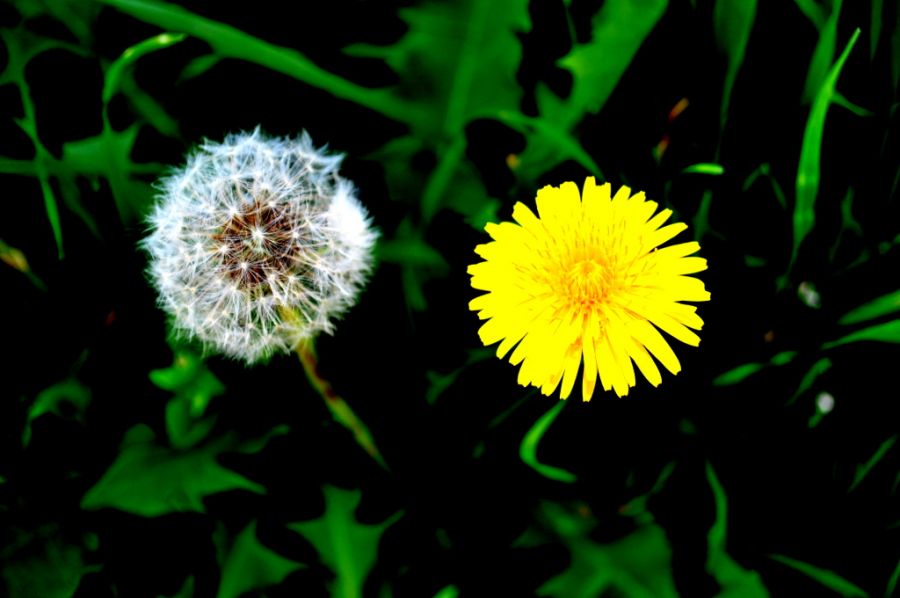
295;341;388;471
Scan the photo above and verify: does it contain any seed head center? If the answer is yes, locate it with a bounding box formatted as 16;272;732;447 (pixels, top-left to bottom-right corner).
213;198;311;293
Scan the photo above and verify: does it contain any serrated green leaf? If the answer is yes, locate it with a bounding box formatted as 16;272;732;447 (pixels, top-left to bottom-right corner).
60;125;158;221
216;522;305;598
350;0;530;138
838;290;900;325
81;424;284;516
289;486;401;598
514;0;667;181
790;28;860;272
350;0;528;220
536;502;678;598
769;554;869;597
152;349;224;449
520;401;576;484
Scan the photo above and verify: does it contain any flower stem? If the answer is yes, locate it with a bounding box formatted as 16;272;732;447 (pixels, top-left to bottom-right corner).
295;341;388;471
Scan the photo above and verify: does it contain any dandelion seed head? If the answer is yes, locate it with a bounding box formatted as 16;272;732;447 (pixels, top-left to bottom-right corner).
144;128;378;363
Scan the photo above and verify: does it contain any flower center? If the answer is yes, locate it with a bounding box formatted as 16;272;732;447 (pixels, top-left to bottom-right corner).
562;258;612;309
212;197;312;294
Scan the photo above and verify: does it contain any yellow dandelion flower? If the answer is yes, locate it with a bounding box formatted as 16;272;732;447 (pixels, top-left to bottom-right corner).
468;177;710;400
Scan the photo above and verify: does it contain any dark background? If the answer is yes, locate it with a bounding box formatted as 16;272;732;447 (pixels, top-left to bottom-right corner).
1;0;899;596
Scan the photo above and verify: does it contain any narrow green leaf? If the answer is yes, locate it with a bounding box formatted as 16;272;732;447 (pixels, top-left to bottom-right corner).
216;522;305;598
96;0;418;124
887;556;900;597
714;0;758;132
790;28;861;271
103;32;186;104
871;0;884;59
838;290;900;325
433;586;459;598
802;0;843;103
793;0;827;30
706;462;727;555
824;319;900;349
769;554;869;597
849;435;897;492
789;357;832;404
289;486;401;598
682;163;725;175
520;401;576;483
713;363;766;386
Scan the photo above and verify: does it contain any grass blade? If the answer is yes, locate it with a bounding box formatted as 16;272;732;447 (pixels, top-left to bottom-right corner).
790;28;860;274
769;554;869;597
96;0;418;125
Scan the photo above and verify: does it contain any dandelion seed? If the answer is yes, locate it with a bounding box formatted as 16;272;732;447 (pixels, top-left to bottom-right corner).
144;129;378;363
468;177;710;400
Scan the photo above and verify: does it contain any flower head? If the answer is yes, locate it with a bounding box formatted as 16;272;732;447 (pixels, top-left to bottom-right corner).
144;129;378;363
468;177;710;400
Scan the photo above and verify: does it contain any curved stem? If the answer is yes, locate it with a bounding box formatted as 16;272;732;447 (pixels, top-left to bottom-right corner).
295;341;388;471
519;399;576;483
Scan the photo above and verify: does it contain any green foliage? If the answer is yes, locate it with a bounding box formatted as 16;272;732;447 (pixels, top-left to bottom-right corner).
1;528;95;598
790;28;860;273
22;378;90;447
151;348;225;449
216;522;305;598
81;424;281;516
520;400;577;483
534;501;678;598
769;554;869;597
713;0;757;132
705;464;769;597
289;486;401;598
838;290;900;326
512;0;668;182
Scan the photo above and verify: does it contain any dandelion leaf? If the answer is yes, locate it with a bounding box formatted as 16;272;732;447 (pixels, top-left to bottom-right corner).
151;349;224;449
1;529;94;598
535;501;678;598
216;522;305;598
81;424;284;516
514;0;668;181
348;0;530;138
22;378;91;446
289;486;401;598
348;0;526;222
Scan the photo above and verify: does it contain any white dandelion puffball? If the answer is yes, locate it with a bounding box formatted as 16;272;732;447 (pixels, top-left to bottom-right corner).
144;129;378;363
